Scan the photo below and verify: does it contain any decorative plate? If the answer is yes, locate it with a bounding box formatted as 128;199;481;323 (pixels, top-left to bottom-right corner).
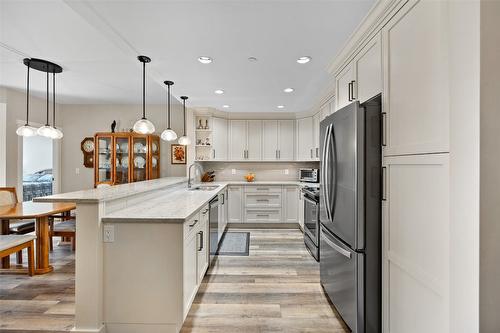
152;156;157;168
133;142;144;153
152;142;158;153
134;156;146;169
121;156;128;167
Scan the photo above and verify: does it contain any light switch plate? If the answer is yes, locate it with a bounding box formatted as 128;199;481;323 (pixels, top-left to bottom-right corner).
231;169;236;175
75;168;80;175
103;225;115;243
284;169;289;175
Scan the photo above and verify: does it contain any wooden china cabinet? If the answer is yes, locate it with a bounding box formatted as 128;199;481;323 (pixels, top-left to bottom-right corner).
94;132;160;187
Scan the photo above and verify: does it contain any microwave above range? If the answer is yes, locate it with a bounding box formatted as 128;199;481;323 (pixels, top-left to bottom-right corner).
299;168;319;183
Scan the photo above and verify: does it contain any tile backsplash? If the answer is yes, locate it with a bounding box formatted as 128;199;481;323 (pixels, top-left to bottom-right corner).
199;161;320;181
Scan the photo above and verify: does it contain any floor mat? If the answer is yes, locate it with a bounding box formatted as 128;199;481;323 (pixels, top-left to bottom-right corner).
217;232;250;256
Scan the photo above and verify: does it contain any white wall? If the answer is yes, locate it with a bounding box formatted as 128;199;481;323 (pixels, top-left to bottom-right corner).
0;103;6;186
60;100;185;192
22;135;52;175
480;1;500;331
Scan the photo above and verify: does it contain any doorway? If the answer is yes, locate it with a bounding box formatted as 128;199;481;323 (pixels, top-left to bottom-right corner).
22;135;53;201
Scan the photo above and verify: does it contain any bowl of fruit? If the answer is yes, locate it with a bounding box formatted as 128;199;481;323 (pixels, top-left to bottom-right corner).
244;173;255;182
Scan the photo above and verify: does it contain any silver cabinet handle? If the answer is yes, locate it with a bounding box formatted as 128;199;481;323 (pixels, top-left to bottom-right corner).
276;150;278;159
316;147;319;158
278;150;280;159
310;149;313;159
213;149;216;159
202;208;209;215
256;199;269;202
256;214;269;217
322;233;351;259
382;166;387;201
189;219;199;228
351;80;356;100
197;231;204;251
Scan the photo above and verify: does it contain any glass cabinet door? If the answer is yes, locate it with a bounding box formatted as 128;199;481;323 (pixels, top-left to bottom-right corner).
96;135;113;184
114;136;130;185
131;136;148;182
149;136;160;179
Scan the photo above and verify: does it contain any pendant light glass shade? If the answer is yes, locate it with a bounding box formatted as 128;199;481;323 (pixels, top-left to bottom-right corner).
133;118;155;134
161;80;177;141
178;96;190;146
134;56;155;134
17;61;38;137
16;125;38;137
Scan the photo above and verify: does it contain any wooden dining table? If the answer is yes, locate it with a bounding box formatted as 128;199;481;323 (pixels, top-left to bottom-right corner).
0;201;76;274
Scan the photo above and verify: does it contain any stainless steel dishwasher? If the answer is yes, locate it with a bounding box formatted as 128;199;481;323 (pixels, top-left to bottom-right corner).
209;196;219;265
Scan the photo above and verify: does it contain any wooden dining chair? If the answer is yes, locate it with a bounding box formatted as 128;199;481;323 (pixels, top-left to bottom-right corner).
50;219;76;251
0;187;35;265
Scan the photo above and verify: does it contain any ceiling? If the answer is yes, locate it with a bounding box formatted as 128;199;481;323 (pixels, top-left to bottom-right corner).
0;0;374;113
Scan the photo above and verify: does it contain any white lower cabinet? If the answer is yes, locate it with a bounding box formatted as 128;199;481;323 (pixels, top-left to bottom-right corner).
183;213;200;318
227;186;243;222
282;186;299;223
383;154;449;333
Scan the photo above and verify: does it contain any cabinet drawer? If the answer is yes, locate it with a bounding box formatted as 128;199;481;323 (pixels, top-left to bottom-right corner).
245;185;282;193
184;212;201;239
245;193;282;207
245;209;282;222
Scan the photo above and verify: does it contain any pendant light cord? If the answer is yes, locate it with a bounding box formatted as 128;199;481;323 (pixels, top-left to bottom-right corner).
25;64;30;125
167;84;171;129
183;99;186;136
142;61;146;119
45;72;49;126
52;72;55;128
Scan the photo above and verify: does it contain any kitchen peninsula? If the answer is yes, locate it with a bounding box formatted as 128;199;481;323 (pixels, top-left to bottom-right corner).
35;177;308;333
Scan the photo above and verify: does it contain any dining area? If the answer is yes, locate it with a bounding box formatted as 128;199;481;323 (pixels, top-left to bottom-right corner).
0;187;76;275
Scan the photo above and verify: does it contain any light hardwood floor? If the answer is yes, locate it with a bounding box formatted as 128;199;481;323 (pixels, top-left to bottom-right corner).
0;229;348;332
181;229;348;333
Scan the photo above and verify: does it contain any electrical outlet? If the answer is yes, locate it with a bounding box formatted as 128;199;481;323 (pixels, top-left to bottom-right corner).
284;169;289;175
103;225;115;243
231;169;236;175
75;168;80;175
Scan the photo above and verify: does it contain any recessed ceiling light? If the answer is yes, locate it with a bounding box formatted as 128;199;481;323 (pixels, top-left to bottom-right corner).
214;89;224;95
222;105;230;108
248;57;258;62
277;105;285;109
198;56;213;64
297;56;311;64
284;88;294;93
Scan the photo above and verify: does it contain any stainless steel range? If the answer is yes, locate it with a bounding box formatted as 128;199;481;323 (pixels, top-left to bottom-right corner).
302;185;320;261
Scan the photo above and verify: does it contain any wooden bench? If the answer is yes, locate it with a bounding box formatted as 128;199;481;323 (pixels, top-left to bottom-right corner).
0;235;36;276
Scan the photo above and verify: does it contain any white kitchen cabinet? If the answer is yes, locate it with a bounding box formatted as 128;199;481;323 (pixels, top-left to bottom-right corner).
227;186;243;223
183;222;198;317
382;0;449;156
229;120;247;160
335;64;355;110
218;190;227;241
211;117;228;160
196;216;209;284
383;153;449;333
355;33;382;103
312;112;320;160
262;121;279;160
296;117;314;160
247;120;262;160
278;120;295;160
262;120;295;161
282;186;299;223
298;189;304;230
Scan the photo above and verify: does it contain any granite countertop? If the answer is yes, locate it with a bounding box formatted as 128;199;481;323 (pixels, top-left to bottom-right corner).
101;182;229;223
34;177;187;203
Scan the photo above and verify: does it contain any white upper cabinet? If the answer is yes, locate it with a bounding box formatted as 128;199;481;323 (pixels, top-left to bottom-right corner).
335;33;382;110
382;0;449;156
312;112;320;160
262;120;279;160
278;120;295;160
211;117;228;160
335;64;355;110
296;117;314;160
355;33;382;103
229;120;247;160
246;120;262;160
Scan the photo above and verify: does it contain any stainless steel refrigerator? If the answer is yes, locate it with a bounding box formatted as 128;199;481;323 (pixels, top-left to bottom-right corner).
319;95;382;333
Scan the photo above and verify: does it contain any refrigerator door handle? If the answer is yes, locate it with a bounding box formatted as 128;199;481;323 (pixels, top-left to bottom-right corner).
322;232;352;259
329;124;338;220
322;124;333;221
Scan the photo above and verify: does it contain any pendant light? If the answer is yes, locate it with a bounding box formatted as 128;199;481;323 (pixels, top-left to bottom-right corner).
160;80;177;141
178;96;191;146
52;72;63;139
37;71;58;138
16;60;37;137
133;55;155;134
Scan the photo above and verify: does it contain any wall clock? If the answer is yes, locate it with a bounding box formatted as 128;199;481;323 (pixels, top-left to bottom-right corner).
81;137;94;168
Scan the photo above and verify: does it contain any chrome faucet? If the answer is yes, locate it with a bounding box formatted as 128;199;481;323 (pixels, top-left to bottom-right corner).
188;162;203;189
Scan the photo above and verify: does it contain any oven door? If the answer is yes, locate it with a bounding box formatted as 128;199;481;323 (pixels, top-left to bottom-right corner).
303;194;319;246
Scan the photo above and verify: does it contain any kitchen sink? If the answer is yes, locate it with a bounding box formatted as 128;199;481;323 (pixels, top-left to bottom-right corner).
188;185;220;191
